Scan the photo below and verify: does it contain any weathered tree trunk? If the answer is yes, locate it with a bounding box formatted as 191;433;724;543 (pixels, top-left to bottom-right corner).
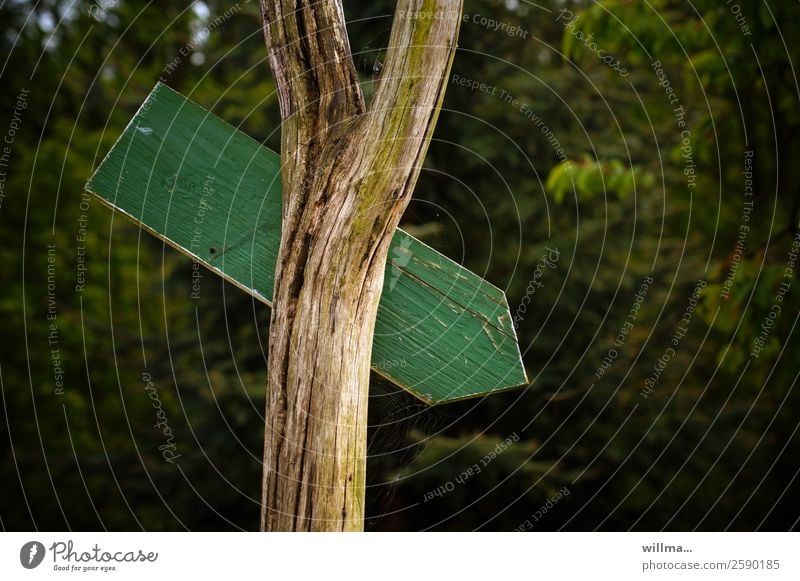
258;0;462;531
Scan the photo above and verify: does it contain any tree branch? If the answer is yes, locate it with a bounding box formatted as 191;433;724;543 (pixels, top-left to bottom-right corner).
365;0;462;195
340;0;463;231
260;0;365;127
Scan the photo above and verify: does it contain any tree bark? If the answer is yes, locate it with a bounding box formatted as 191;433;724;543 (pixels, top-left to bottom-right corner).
259;0;462;531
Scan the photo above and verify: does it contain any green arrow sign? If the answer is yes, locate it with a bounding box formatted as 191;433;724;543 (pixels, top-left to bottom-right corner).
86;83;528;404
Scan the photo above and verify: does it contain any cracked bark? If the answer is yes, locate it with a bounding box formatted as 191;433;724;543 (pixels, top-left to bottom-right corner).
259;0;462;531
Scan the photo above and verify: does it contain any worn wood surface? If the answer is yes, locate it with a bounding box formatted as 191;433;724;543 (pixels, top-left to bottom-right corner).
87;83;528;404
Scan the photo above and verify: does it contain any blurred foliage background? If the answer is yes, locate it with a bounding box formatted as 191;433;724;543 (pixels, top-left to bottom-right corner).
1;0;799;531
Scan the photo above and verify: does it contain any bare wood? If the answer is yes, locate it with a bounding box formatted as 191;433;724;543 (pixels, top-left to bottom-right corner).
259;0;462;531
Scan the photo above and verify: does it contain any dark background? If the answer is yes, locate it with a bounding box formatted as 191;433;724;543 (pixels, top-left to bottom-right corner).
1;0;799;531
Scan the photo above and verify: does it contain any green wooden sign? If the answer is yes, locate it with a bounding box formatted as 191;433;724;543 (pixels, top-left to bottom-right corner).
86;83;527;404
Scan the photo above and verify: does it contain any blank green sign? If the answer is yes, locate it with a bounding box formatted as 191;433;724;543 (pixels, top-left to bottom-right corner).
86;83;528;404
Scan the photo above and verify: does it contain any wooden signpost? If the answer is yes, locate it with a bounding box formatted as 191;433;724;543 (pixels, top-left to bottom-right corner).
86;83;528;404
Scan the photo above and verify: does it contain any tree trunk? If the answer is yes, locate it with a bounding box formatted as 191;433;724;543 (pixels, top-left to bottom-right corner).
258;0;463;531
